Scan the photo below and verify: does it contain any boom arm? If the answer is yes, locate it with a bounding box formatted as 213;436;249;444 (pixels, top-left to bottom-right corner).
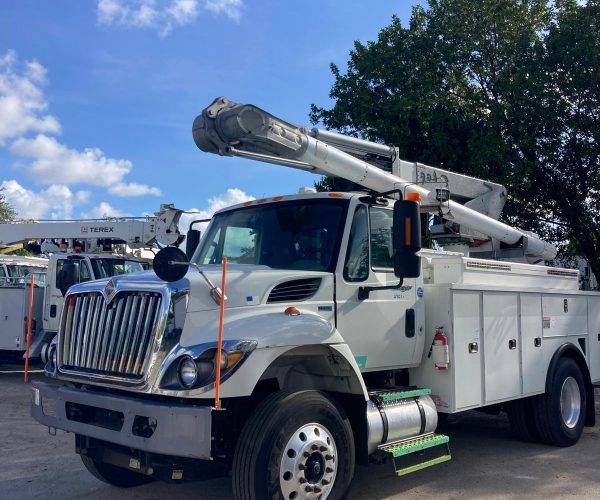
0;204;183;252
193;97;556;262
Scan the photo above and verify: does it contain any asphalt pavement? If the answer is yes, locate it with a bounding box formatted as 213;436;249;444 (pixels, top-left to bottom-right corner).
2;360;599;499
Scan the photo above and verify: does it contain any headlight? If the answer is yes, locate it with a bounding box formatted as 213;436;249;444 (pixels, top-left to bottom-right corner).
161;340;258;391
178;356;198;388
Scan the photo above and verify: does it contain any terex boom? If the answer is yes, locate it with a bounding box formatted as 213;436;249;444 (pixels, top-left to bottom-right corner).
31;97;598;500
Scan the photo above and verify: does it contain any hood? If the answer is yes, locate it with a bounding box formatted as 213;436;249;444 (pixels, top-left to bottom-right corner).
186;265;329;311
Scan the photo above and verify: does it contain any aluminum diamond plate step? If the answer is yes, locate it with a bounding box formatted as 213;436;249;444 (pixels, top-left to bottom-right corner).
379;433;451;477
369;387;431;403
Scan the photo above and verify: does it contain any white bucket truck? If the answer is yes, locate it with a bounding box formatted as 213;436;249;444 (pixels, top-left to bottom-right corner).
31;98;598;500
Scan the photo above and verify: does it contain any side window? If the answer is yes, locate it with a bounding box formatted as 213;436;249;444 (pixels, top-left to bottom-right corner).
79;262;92;282
370;207;394;270
0;266;5;278
55;259;91;286
343;206;369;282
55;260;67;287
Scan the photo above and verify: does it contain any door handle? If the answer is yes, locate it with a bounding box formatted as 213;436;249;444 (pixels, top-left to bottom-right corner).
405;309;415;338
508;339;517;350
534;337;542;347
468;342;478;353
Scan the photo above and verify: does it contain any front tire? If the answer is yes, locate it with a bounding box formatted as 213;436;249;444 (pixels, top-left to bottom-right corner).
533;358;586;447
232;390;355;500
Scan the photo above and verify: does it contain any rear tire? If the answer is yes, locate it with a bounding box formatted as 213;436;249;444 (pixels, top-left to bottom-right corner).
532;358;586;447
80;455;154;488
232;390;355;500
506;397;539;442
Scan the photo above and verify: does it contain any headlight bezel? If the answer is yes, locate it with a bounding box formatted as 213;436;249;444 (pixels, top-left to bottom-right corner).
160;339;258;392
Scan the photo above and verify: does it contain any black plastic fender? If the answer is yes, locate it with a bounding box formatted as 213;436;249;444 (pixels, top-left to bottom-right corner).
545;343;595;427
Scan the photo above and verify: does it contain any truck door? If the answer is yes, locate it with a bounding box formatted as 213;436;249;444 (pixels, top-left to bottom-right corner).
336;204;422;371
43;257;93;334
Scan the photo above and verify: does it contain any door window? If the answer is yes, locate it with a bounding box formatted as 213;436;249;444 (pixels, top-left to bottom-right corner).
343;206;369;282
369;207;394;271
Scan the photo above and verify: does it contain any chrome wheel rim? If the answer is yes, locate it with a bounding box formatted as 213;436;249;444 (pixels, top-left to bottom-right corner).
560;376;581;429
279;422;337;500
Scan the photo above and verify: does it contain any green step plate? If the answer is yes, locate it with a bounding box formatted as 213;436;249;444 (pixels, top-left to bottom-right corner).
381;433;451;477
373;387;432;403
382;433;449;458
395;454;452;476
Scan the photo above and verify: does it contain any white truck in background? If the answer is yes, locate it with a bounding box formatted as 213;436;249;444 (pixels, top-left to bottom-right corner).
0;255;48;355
0;205;183;357
31;98;598;500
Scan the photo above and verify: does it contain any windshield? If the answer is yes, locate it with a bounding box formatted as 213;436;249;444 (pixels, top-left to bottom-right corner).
89;258;145;278
193;199;348;272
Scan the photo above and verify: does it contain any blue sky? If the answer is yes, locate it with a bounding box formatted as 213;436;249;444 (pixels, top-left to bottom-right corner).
0;0;421;225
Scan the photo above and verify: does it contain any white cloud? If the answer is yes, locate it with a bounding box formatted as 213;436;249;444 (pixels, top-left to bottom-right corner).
81;202;130;219
0;50;163;220
179;188;253;234
97;0;242;36
10;134;133;187
1;179;90;220
108;182;162;196
204;0;243;22
98;0;200;36
0;50;61;145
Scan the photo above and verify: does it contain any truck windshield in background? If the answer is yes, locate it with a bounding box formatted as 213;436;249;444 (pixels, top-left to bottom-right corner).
89;258;145;278
194;199;349;272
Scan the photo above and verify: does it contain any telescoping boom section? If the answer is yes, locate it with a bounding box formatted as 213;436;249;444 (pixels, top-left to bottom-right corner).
0;204;183;252
193;97;556;263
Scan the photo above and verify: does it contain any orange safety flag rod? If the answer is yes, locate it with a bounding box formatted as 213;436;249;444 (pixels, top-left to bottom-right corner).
214;256;227;410
24;273;34;383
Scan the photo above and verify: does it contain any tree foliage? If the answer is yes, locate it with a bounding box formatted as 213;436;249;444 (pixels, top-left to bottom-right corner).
311;0;600;283
0;188;16;223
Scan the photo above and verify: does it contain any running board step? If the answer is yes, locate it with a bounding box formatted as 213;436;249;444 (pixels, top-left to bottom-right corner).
369;387;431;404
379;433;451;476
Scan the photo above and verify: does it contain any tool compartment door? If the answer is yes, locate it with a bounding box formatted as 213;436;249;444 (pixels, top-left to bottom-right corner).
483;292;521;403
452;291;483;409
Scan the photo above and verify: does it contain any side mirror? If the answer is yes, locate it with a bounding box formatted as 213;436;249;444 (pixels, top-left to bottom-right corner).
392;200;421;279
57;261;78;296
153;246;189;282
186;229;201;260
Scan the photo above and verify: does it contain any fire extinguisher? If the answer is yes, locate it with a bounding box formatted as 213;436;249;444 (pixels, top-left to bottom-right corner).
432;326;449;371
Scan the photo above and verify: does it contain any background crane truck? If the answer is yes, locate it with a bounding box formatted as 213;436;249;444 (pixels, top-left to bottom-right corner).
0;204;182;358
31;97;598;500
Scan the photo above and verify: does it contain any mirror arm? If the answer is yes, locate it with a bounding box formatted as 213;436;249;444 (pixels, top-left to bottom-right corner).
358;277;404;301
168;260;226;305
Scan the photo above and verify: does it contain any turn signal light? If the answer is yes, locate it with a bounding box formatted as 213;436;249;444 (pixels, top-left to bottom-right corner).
284;306;300;316
406;192;422;204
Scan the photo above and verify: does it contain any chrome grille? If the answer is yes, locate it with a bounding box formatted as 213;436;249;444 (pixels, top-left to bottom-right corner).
60;291;162;379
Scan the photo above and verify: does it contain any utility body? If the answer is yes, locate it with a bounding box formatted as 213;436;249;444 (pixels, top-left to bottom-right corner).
0;255;47;353
31;98;598;499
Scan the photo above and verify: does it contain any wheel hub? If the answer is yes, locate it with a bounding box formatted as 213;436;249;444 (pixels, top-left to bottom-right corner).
280;423;337;500
560;376;581;429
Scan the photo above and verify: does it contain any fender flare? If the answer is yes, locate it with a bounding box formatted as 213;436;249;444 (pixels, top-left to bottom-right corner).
545;343;595;427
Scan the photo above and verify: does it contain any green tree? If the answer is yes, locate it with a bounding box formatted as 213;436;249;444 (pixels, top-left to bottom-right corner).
0;188;16;223
311;0;600;285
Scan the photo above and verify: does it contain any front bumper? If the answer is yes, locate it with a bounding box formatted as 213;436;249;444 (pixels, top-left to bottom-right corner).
30;382;213;460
